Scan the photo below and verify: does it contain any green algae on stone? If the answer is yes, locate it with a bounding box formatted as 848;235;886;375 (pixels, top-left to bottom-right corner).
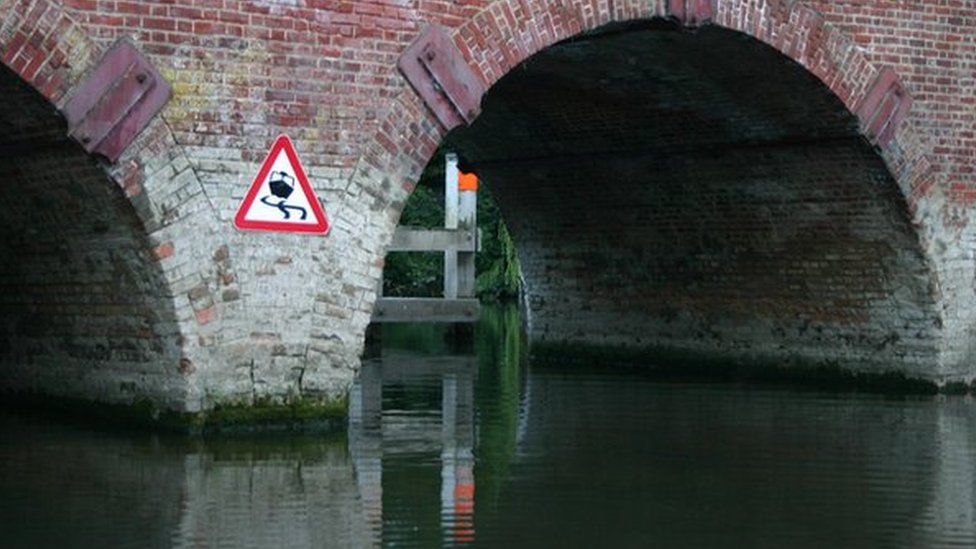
1;392;349;434
528;341;946;395
198;394;348;433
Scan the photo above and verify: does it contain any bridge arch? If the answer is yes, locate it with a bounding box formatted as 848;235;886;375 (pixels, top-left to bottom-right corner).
359;1;938;203
353;0;961;382
0;1;223;411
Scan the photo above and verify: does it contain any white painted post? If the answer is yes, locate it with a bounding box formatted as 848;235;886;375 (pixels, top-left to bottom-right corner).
444;153;460;299
457;171;477;298
444;153;459;230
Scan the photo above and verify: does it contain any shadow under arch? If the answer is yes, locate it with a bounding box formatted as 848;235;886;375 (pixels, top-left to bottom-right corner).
451;20;939;374
0;63;186;409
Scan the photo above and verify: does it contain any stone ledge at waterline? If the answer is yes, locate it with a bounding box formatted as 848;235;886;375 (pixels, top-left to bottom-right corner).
0;393;348;435
4;343;975;432
528;342;976;396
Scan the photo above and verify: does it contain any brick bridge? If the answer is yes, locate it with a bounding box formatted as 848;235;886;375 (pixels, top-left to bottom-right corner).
1;0;974;419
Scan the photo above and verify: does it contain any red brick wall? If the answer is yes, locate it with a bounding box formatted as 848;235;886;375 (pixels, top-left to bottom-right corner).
12;0;961;221
808;1;975;190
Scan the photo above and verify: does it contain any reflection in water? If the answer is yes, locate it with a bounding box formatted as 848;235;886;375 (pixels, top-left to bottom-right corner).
2;305;976;547
0;419;367;548
351;348;482;546
922;400;976;546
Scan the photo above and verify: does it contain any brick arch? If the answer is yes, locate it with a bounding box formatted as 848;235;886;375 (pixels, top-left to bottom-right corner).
0;0;215;235
347;0;960;380
0;0;228;411
357;0;937;217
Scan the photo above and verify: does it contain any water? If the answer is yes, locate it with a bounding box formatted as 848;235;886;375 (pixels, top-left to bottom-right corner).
2;306;975;548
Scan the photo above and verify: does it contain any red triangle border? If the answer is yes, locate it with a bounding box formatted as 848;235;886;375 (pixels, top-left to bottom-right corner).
233;134;330;234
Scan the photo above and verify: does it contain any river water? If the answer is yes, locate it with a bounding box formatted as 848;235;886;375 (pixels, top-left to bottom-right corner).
1;306;975;548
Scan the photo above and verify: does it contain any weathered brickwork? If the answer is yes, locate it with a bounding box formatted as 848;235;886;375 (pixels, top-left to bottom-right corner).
801;0;976;377
0;64;183;406
0;0;973;414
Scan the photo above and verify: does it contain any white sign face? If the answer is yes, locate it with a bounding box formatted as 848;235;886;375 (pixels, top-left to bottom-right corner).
234;134;329;234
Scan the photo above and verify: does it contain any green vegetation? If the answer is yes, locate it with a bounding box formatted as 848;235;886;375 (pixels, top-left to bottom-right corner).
477;221;521;301
378;320;456;354
383;154;521;301
473;305;524;508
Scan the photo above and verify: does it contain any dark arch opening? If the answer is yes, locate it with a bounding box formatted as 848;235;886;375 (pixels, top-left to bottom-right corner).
435;20;940;375
0;64;185;408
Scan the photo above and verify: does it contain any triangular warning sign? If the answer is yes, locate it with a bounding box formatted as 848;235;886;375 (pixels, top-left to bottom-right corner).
234;134;330;234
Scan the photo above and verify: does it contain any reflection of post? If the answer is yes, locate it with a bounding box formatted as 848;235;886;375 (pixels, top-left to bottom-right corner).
923;399;976;542
441;366;476;543
349;361;384;543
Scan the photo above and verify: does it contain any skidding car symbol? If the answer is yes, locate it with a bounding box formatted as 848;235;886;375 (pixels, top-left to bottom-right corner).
260;171;308;220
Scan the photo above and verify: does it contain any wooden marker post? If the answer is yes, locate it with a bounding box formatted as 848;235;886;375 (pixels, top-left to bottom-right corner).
444;153;460;299
444;153;477;299
372;152;480;323
456;166;478;299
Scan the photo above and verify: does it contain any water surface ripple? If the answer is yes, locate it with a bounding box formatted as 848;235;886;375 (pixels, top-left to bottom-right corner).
1;306;975;547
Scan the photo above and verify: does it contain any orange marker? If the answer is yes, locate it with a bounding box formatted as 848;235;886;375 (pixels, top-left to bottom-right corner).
458;171;478;192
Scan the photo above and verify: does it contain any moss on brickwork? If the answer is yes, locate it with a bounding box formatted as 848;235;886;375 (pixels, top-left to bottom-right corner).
939;381;971;396
528;341;964;395
0;392;348;434
199;395;348;433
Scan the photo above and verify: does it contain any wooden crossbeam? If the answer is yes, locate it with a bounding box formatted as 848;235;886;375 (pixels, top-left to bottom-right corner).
372;298;480;323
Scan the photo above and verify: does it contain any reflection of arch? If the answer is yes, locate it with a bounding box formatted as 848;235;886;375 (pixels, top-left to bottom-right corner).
0;1;218;410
